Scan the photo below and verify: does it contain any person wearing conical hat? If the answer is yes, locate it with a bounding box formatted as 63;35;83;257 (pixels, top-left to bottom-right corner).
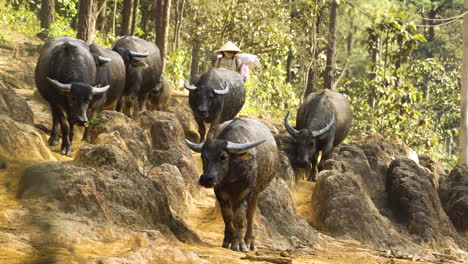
214;41;242;73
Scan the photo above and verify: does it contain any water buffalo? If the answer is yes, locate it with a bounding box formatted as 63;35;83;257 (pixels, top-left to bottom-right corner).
184;67;246;142
284;89;352;181
147;74;171;111
186;118;278;252
83;42;126;141
35;36;110;156
112;36;162;118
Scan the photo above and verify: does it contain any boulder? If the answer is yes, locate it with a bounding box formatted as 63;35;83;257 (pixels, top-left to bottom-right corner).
257;177;320;250
323;145;385;197
0;114;56;161
312;169;411;250
146;111;200;188
356;134;419;165
88;110;151;165
386;158;465;249
17;144;201;243
439;165;468;232
148;163;191;220
0;86;33;124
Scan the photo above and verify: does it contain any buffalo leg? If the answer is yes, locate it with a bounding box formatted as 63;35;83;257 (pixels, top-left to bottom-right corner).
58;112;73;157
244;194;258;251
195;117;206;143
206;115;222;140
216;196;235;249
137;91;150;114
116;98;123;112
308;152;320;182
82;109;97;142
231;201;248;252
48;105;60;146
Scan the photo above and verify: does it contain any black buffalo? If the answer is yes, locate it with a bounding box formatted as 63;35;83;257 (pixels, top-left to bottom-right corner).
147;74;171;111
35;36;110;156
284;89;352;181
112;36;162;118
184;68;246;142
83;42;127;141
186;118;278;252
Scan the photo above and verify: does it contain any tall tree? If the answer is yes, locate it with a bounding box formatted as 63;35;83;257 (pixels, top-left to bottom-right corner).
304;6;324;98
40;0;55;30
155;0;171;71
324;0;338;90
77;0;99;44
130;0;140;35
460;0;468;164
121;0;135;35
173;0;186;50
96;0;108;34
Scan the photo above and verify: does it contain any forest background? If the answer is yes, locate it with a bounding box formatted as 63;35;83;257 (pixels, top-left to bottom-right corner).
0;0;463;166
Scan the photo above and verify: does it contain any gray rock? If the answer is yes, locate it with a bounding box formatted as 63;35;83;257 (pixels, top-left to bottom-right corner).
439;165;468;232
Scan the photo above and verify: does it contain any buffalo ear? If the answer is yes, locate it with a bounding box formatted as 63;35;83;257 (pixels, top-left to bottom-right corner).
132;60;148;68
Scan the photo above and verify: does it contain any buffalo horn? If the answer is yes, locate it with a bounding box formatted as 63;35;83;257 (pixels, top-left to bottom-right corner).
184;78;197;91
185;139;204;153
311;114;335;137
226;139;266;154
284;112;299;137
214;81;230;95
92;85;110;95
98;56;112;63
46;77;71;93
129;51;149;57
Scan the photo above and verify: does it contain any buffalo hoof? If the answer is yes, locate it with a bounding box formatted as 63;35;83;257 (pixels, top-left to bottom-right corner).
245;238;256;251
60;146;74;157
222;242;230;249
231;245;240;251
48;138;59;146
240;245;249;252
308;176;317;182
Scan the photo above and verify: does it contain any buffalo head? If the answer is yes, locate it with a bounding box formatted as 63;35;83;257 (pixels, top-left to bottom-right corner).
184;78;229;118
185;138;266;188
46;77;110;126
284;112;335;168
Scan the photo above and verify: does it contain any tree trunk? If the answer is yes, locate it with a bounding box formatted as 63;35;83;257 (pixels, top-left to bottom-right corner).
121;0;134;36
324;1;337;90
155;0;171;71
112;0;117;35
154;0;163;42
174;0;186;50
77;0;99;44
304;6;324;99
130;0;140;35
140;1;152;37
286;48;293;83
460;0;468;164
40;0;55;30
97;0;108;34
190;40;201;79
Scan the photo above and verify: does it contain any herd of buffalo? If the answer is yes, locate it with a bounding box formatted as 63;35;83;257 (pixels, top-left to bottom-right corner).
34;36;353;252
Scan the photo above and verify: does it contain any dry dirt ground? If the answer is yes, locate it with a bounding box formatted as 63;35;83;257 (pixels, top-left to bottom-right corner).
0;34;458;264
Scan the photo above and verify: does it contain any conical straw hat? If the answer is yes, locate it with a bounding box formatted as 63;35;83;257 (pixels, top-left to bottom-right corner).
215;41;242;54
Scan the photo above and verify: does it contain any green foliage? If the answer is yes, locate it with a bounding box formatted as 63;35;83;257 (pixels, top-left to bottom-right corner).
164;50;191;91
241;57;300;122
44;16;76;39
0;2;40;38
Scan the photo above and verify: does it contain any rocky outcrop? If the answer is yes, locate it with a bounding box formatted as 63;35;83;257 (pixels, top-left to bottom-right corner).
0;86;33;124
144;111;199;189
88;110;152;168
439;165;468;233
386;158;466;249
0;114;56;161
17;143;201;244
257;176;320;250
